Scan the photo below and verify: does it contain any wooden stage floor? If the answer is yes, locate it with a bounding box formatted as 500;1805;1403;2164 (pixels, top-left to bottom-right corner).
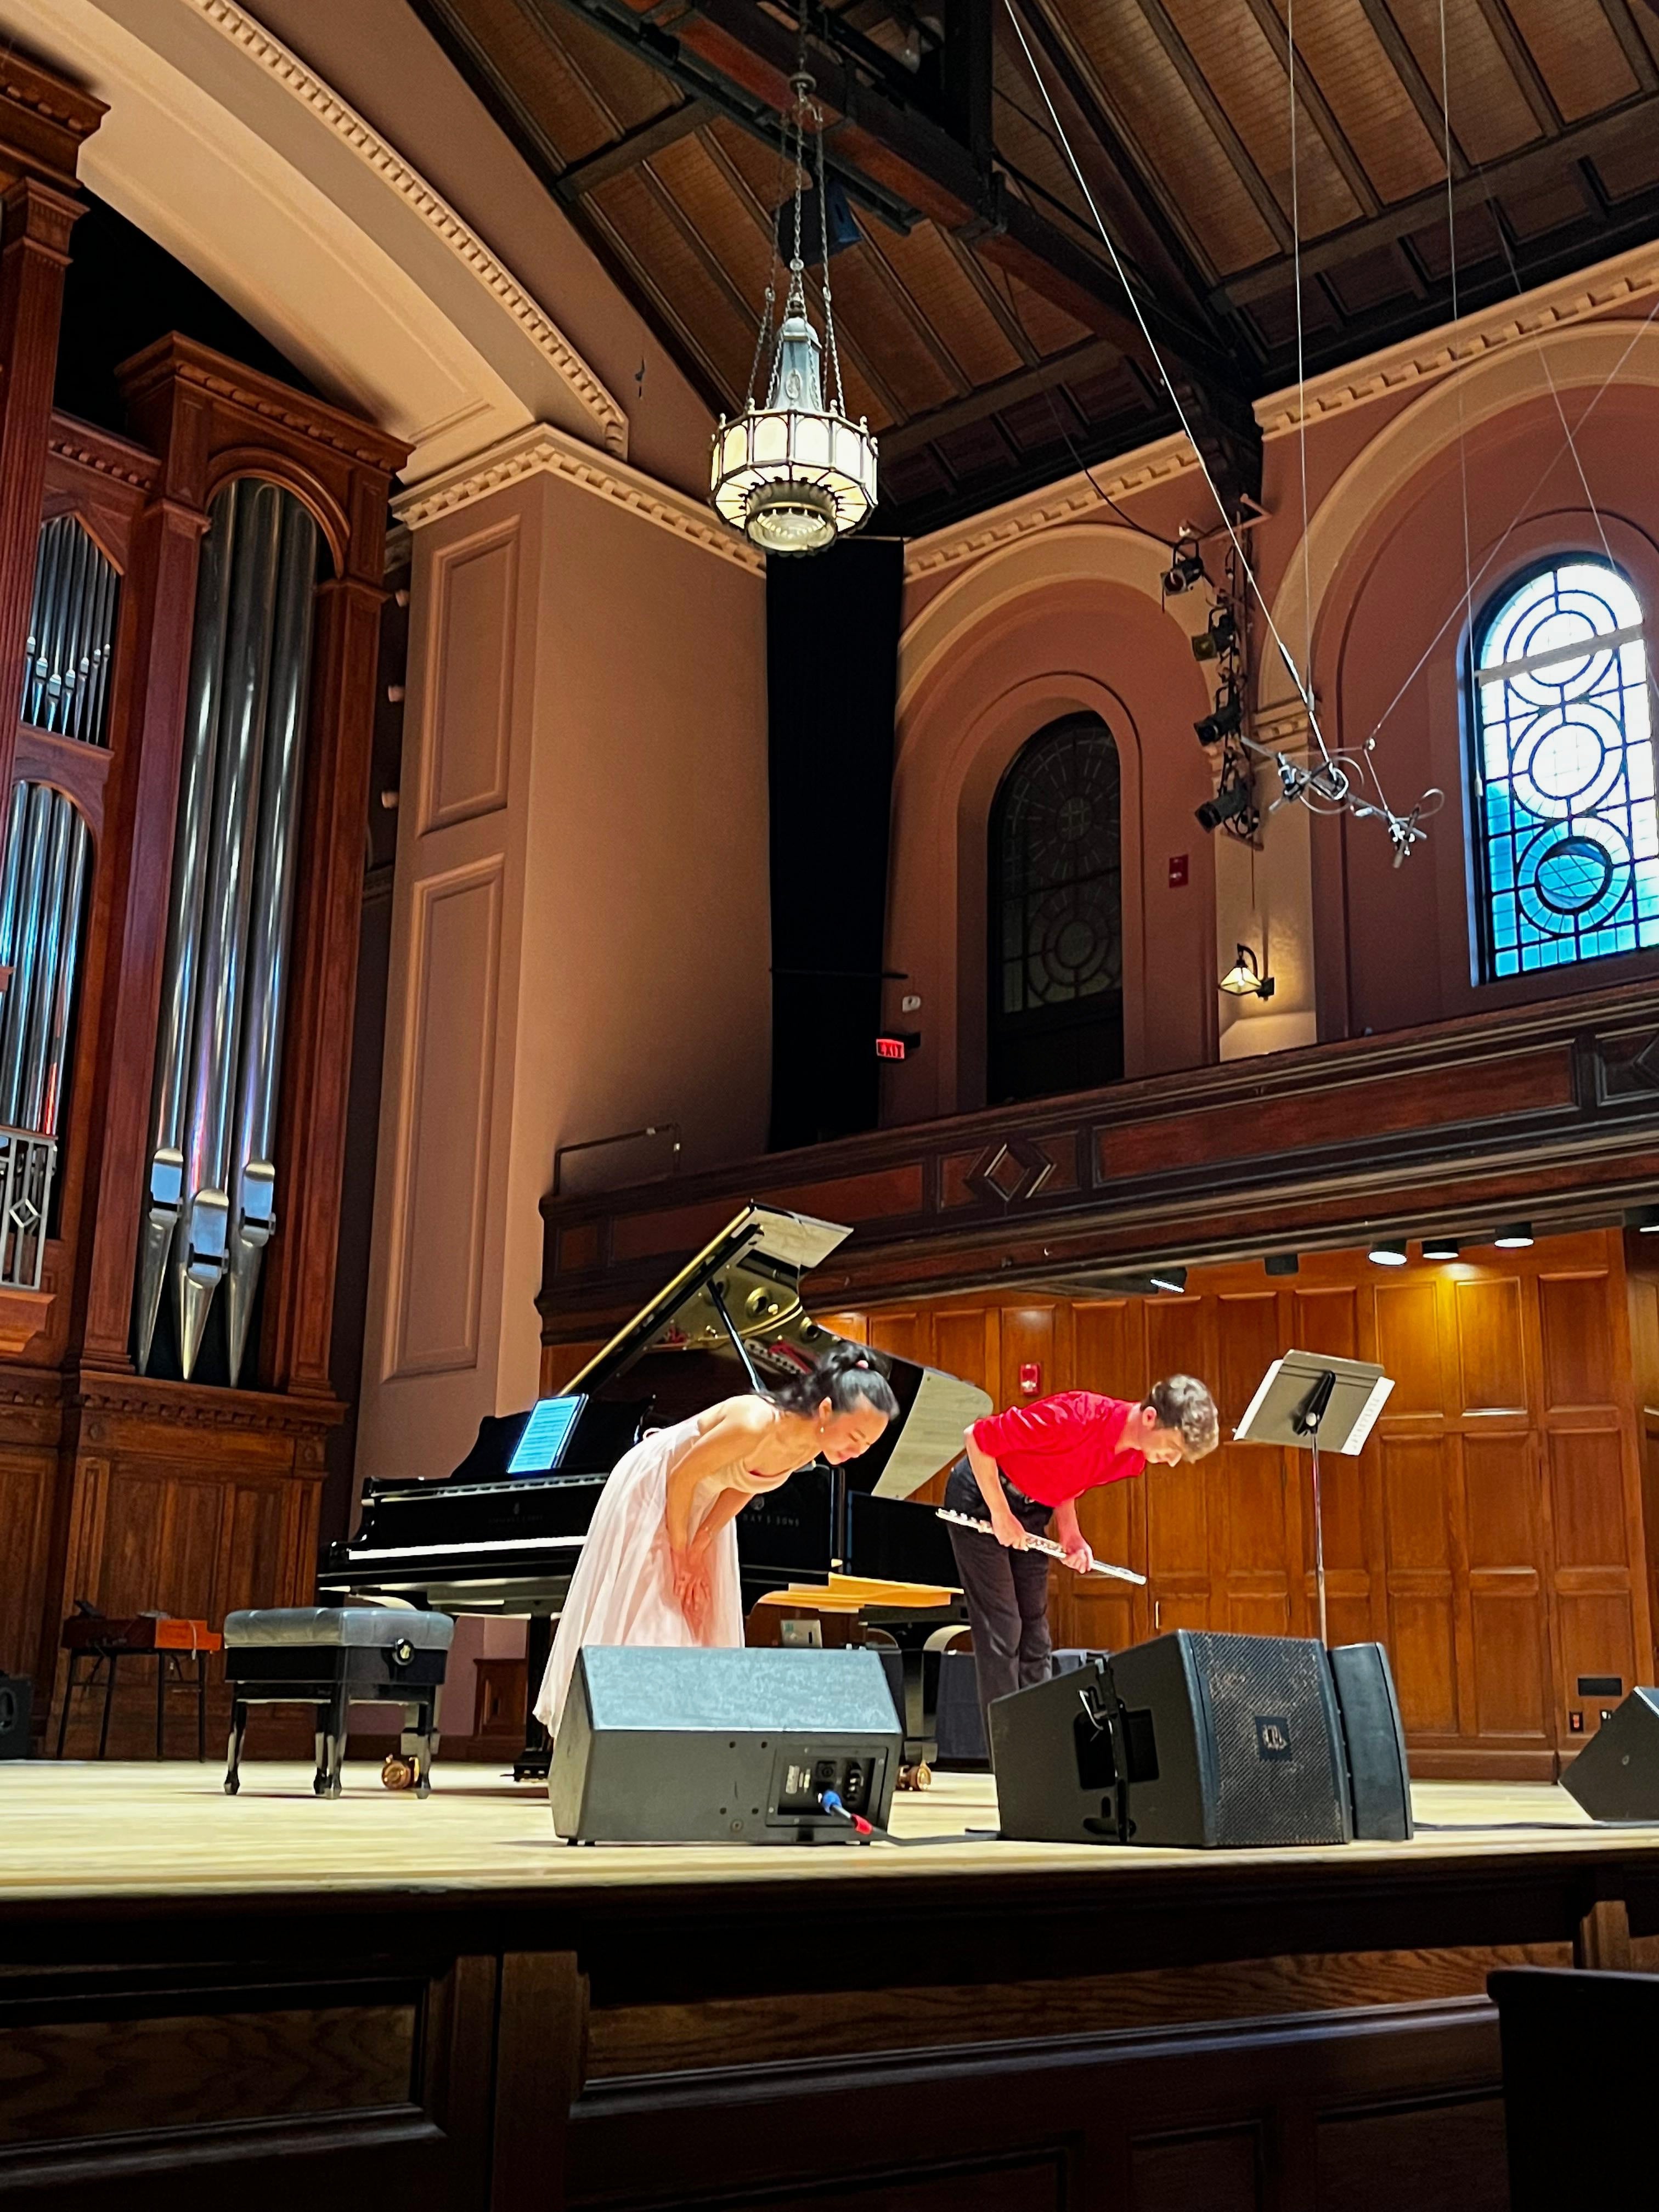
0;1757;1645;1900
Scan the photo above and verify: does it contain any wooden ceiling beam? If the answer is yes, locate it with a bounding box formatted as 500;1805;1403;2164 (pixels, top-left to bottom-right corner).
1468;0;1564;136
880;333;1122;455
1217;95;1659;308
554;100;713;196
1235;0;1381;218
1352;0;1470;176
1593;0;1659;94
1011;0;1223;300
1128;0;1294;252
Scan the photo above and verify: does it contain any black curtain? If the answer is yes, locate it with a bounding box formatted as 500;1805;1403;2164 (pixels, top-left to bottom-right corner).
766;535;903;1150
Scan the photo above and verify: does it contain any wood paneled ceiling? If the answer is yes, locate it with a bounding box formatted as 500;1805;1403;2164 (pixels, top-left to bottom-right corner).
411;0;1659;536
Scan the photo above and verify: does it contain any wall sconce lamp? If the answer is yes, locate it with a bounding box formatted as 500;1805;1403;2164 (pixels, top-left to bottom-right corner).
1218;943;1274;999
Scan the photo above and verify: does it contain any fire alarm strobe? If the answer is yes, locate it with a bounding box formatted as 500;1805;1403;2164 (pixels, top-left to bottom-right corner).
875;1032;921;1061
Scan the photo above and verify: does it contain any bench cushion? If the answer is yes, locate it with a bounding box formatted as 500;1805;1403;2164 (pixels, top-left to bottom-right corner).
223;1607;454;1651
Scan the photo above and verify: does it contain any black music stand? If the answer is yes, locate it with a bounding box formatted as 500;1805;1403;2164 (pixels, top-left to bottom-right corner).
1235;1351;1393;1644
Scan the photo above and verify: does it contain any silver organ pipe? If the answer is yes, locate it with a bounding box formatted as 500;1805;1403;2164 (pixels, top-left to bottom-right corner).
22;514;119;745
0;515;115;1291
136;479;321;1383
225;500;319;1385
134;485;238;1373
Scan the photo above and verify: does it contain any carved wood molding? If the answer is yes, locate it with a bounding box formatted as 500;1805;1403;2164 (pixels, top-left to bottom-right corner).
188;0;628;461
540;982;1659;1326
47;422;156;493
118;338;410;476
392;419;764;573
65;1371;347;1442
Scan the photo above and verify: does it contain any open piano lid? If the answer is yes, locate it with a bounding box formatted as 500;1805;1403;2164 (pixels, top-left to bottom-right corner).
556;1203;990;1500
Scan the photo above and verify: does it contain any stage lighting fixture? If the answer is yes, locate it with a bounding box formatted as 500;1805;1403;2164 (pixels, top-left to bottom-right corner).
1148;1266;1187;1294
1368;1239;1408;1267
1626;1205;1659;1234
1421;1233;1460;1261
1195;692;1242;747
1263;1252;1300;1276
1163;541;1204;595
1192;608;1238;663
1493;1223;1534;1249
1196;780;1252;833
1218;943;1274;998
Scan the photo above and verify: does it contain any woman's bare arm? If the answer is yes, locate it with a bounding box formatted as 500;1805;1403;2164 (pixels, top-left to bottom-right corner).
663;1398;777;1555
687;1482;752;1556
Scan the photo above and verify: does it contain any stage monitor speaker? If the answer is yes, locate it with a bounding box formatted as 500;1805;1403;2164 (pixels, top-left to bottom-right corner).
990;1632;1350;1849
0;1674;30;1759
550;1646;901;1843
1561;1686;1659;1821
1328;1642;1413;1841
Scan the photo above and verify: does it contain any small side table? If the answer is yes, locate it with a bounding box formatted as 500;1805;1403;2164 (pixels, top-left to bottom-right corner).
56;1615;221;1760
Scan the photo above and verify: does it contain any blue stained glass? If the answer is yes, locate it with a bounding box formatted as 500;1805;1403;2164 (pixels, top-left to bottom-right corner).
1469;558;1659;981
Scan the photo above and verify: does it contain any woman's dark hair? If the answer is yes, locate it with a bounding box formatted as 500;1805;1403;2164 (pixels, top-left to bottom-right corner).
768;1341;899;1421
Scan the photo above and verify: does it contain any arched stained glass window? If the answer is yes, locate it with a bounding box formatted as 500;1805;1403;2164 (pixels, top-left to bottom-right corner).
988;713;1123;1104
1469;558;1658;979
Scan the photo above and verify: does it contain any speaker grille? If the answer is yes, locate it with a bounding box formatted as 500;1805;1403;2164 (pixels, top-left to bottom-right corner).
1191;1632;1346;1847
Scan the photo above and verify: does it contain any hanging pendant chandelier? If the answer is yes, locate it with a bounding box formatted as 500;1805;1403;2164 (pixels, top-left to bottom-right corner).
710;38;877;556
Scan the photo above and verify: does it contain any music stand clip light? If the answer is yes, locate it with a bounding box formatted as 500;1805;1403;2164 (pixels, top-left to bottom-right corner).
1234;1352;1394;1645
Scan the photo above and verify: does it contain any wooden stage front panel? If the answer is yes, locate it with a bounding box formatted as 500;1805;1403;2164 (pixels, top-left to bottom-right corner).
1;1765;1656;2209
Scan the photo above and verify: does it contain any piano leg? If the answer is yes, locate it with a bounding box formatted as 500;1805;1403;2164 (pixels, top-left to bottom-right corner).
316;1688;348;1798
516;1612;554;1782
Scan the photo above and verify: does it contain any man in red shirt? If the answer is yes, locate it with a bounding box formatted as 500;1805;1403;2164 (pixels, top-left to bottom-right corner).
946;1378;1220;1735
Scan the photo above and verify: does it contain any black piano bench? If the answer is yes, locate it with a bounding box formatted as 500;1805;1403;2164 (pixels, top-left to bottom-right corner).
222;1607;455;1799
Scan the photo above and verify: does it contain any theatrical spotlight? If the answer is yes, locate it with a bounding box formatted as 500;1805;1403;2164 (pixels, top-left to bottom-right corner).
1368;1239;1408;1267
1625;1206;1659;1234
1191;608;1238;663
1164;539;1204;595
1195;690;1242;747
1493;1223;1534;1249
1149;1266;1188;1293
1196;780;1252;832
1421;1233;1460;1261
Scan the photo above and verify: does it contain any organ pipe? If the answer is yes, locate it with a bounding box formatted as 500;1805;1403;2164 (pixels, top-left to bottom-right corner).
136;479;320;1383
22;514;119;746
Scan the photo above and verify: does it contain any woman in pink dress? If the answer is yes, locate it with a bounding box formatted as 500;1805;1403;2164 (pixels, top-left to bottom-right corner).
533;1344;899;1737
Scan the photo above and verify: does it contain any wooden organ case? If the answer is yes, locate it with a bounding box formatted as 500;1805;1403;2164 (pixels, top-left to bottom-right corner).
0;57;408;1750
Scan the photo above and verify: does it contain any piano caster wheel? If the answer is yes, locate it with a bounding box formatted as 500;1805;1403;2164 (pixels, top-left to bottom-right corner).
898;1762;933;1792
381;1753;418;1792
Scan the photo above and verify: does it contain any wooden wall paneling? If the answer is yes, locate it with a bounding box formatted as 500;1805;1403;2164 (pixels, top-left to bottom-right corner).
1143;1295;1216;1635
1214;1290;1295;1640
1062;1299;1148;1649
1621;1234;1659;1677
1291;1282;1369;1647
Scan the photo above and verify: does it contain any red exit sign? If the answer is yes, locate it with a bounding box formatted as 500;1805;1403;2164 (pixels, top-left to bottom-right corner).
876;1032;921;1061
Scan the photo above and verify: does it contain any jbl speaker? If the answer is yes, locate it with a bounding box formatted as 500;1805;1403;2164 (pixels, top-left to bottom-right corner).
550;1645;901;1843
1562;1686;1659;1820
992;1631;1367;1848
0;1674;30;1759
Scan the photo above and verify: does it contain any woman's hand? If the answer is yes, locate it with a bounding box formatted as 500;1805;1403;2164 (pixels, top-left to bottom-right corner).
670;1544;713;1637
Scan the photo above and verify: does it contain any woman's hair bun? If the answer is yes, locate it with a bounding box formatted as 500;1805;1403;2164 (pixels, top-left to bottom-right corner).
767;1339;900;1420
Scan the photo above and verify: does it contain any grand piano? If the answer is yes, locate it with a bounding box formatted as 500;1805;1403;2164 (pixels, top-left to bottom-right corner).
319;1205;991;1776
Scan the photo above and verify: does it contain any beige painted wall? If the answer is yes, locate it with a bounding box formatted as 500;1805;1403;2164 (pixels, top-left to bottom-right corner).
359;466;768;1482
